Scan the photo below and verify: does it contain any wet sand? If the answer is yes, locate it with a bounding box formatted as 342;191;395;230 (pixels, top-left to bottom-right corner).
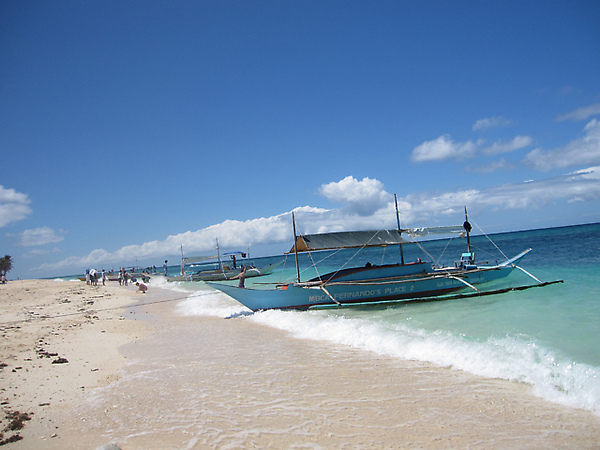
2;279;600;448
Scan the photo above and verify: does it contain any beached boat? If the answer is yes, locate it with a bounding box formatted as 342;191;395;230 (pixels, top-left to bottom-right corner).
207;203;559;311
167;242;282;282
168;261;282;282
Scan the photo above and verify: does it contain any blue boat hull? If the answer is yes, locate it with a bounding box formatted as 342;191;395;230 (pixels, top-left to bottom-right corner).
207;264;518;311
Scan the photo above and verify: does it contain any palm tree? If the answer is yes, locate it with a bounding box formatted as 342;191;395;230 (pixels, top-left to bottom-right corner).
0;255;13;277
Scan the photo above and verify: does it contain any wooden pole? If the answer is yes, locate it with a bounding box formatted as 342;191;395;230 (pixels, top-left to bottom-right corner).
292;212;301;283
394;194;405;265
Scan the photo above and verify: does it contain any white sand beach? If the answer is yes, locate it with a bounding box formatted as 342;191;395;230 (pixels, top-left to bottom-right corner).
2;279;600;449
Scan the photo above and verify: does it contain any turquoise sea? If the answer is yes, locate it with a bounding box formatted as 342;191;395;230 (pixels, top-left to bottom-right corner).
157;223;600;415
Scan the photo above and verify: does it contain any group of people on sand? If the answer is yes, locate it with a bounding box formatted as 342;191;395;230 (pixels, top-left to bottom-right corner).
117;268;131;286
116;268;148;293
83;267;147;293
85;269;107;286
85;263;247;293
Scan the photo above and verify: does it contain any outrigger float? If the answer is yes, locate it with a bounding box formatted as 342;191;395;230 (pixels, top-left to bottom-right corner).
208;199;562;311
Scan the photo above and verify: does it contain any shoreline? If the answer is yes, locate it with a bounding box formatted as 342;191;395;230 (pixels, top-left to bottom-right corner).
0;279;155;446
2;279;600;448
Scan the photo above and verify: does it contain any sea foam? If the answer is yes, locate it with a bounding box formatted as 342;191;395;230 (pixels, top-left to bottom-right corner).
248;309;600;415
174;288;249;319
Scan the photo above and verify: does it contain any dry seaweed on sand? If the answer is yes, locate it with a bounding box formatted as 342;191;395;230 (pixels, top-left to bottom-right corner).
0;409;32;446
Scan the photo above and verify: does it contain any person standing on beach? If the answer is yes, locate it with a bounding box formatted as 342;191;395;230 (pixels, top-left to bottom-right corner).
90;269;98;286
118;269;123;285
101;269;106;286
228;266;247;288
163;260;168;276
85;270;90;285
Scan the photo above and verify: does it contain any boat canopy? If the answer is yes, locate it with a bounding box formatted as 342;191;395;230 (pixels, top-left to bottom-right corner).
288;229;408;253
183;252;247;265
405;225;465;237
222;251;247;257
288;225;466;254
182;255;218;264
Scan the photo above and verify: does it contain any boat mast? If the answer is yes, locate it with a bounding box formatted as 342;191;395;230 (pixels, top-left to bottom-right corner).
463;206;472;253
394;194;405;265
216;238;224;274
180;244;185;276
292;212;301;283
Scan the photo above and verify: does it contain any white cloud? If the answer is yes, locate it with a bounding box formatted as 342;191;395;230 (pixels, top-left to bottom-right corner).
319;176;391;216
0;186;32;228
402;166;600;216
11;226;65;246
472;116;513;131
38;169;600;273
411;135;478;162
523;119;600;171
484;166;600;206
556;103;600;122
411;135;532;162
482;136;533;155
39;211;296;271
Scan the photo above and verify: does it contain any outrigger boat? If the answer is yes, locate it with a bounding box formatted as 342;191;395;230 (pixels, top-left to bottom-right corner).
207;199;561;311
167;241;281;282
170;261;282;282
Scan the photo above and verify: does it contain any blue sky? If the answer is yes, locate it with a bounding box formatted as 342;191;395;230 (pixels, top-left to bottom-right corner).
1;1;599;279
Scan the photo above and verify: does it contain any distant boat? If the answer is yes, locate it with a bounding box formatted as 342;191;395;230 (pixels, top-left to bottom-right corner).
167;261;282;282
107;270;151;282
167;240;282;282
207;201;561;311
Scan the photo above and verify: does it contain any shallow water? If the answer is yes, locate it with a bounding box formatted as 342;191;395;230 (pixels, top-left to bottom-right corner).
169;223;600;415
69;304;599;448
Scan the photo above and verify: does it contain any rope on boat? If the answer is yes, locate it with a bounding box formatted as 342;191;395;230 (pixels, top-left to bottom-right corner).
435;237;457;267
410;237;438;266
309;229;399;283
472;219;509;261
